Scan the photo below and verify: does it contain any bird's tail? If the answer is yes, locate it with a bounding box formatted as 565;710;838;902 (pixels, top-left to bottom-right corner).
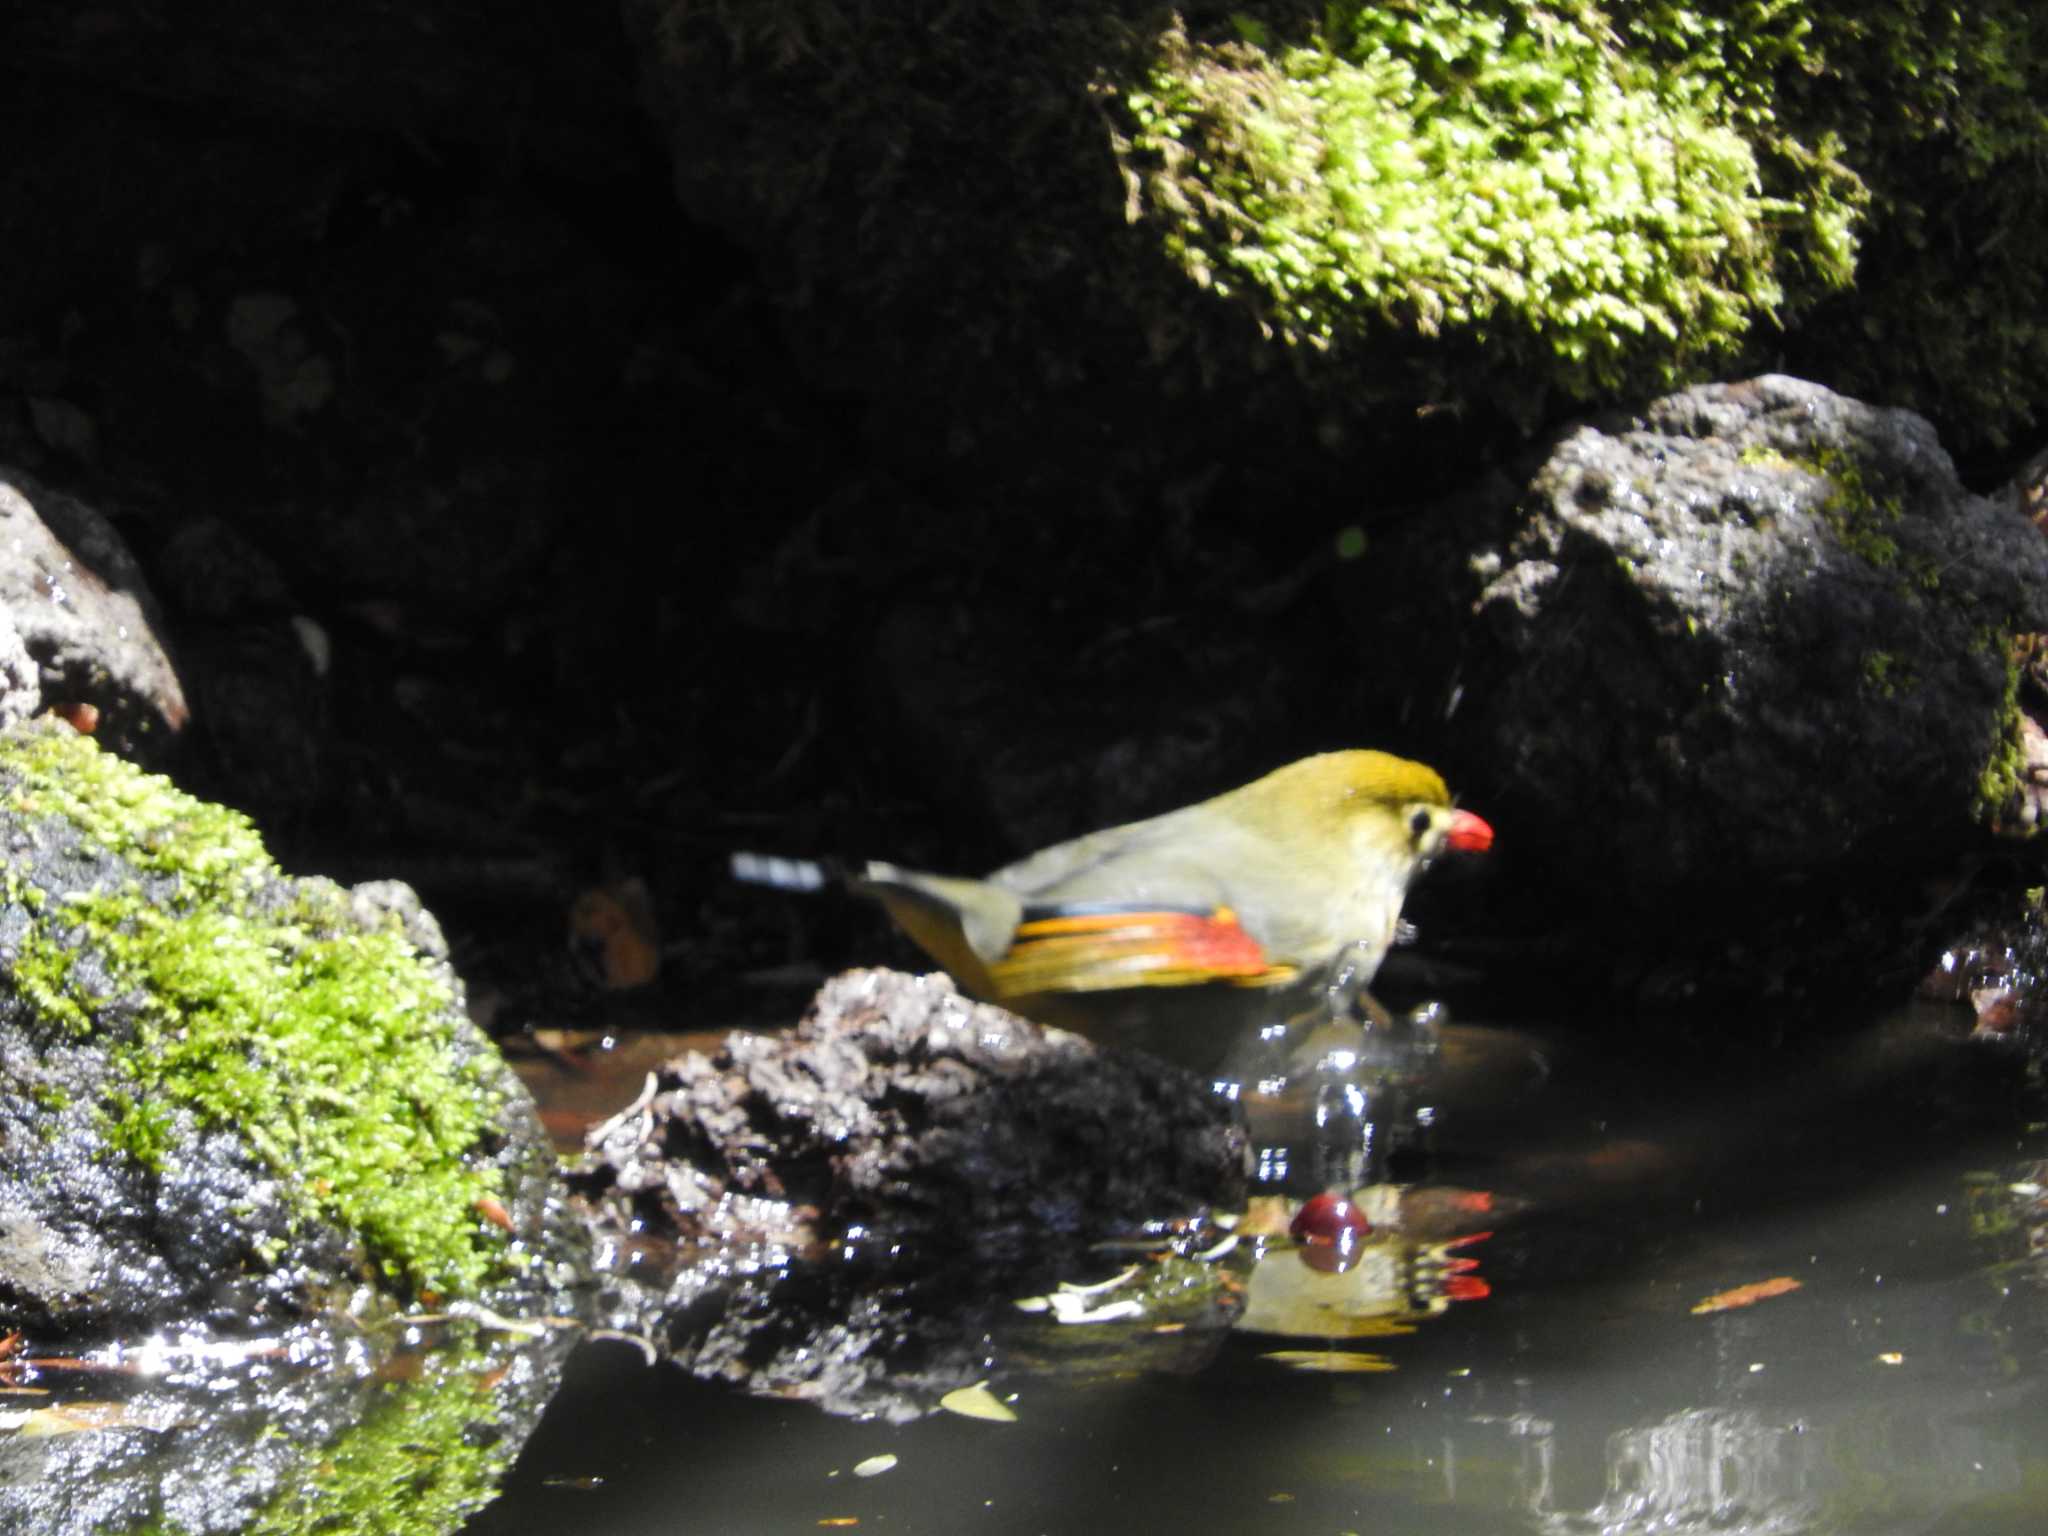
730;851;843;893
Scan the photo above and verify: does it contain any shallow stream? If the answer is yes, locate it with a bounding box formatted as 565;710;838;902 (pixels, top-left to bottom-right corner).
462;1002;2048;1535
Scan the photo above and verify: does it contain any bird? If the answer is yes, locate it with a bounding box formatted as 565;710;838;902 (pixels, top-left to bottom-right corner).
733;750;1492;1070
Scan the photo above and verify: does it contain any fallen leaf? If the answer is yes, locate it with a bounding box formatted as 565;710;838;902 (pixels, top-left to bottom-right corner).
939;1384;1017;1423
1260;1350;1398;1373
1691;1277;1802;1315
567;880;660;990
13;1400;181;1437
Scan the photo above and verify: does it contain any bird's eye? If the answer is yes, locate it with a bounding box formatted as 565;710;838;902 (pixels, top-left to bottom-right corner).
1408;808;1433;839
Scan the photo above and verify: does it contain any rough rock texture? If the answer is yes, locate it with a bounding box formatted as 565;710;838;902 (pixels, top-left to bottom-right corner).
1338;375;2048;1001
578;967;1246;1267
572;966;1247;1419
0;724;591;1333
0;469;189;762
0;608;37;733
0;1324;576;1536
1462;376;2048;888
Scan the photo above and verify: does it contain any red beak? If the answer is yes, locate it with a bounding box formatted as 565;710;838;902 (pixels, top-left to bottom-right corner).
1446;808;1493;853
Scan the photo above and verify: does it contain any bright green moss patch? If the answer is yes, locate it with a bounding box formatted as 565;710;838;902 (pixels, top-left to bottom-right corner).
239;1347;514;1536
123;1338;519;1536
3;717;272;896
1122;1;1860;399
2;726;506;1297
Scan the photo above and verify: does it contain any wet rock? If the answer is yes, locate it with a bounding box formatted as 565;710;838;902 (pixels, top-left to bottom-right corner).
0;1321;575;1536
0;469;189;763
577;967;1246;1273
1922;892;2048;1041
569;967;1247;1416
0;721;591;1334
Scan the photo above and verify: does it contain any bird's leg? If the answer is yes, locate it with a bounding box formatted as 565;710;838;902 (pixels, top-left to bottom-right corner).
1309;942;1441;1189
1310;1064;1377;1193
1324;940;1397;1033
1303;941;1389;1191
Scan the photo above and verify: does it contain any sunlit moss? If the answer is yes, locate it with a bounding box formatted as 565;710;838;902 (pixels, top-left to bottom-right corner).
119;1339;520;1536
1121;1;1861;400
1;725;508;1296
238;1349;515;1536
668;0;2046;445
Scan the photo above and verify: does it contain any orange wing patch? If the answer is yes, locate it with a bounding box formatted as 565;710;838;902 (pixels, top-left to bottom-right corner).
989;905;1294;996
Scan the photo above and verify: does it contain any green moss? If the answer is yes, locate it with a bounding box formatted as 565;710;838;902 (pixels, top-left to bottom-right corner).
1121;1;1860;401
124;1340;518;1536
1769;441;1943;590
1;727;508;1297
1860;649;1912;697
1737;443;1797;472
1766;3;2048;447
1974;639;2030;829
241;1347;515;1536
3;719;272;895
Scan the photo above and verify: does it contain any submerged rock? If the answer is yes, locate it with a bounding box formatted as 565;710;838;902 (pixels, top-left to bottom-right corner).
0;720;590;1333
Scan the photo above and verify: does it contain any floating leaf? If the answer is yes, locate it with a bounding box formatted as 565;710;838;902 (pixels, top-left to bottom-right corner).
852;1454;898;1478
1691;1277;1802;1315
1261;1349;1398;1373
939;1384;1017;1423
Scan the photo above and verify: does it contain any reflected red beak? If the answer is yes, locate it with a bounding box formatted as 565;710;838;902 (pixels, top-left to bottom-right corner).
1446;808;1494;853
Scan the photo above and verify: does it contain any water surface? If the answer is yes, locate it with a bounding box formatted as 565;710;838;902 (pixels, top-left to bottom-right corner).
470;1003;2048;1535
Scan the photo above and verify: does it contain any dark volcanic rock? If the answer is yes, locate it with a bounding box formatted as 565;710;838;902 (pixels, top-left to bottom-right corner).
1353;375;2048;1003
571;966;1248;1419
578;967;1246;1272
1463;376;2048;890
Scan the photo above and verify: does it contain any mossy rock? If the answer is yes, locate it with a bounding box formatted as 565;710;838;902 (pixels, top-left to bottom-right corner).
0;721;587;1331
0;1319;578;1536
633;0;2045;464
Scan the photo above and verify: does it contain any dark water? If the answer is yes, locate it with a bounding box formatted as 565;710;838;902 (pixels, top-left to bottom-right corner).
459;1003;2048;1536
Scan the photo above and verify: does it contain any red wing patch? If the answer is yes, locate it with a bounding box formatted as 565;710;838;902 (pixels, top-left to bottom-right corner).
988;905;1294;995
